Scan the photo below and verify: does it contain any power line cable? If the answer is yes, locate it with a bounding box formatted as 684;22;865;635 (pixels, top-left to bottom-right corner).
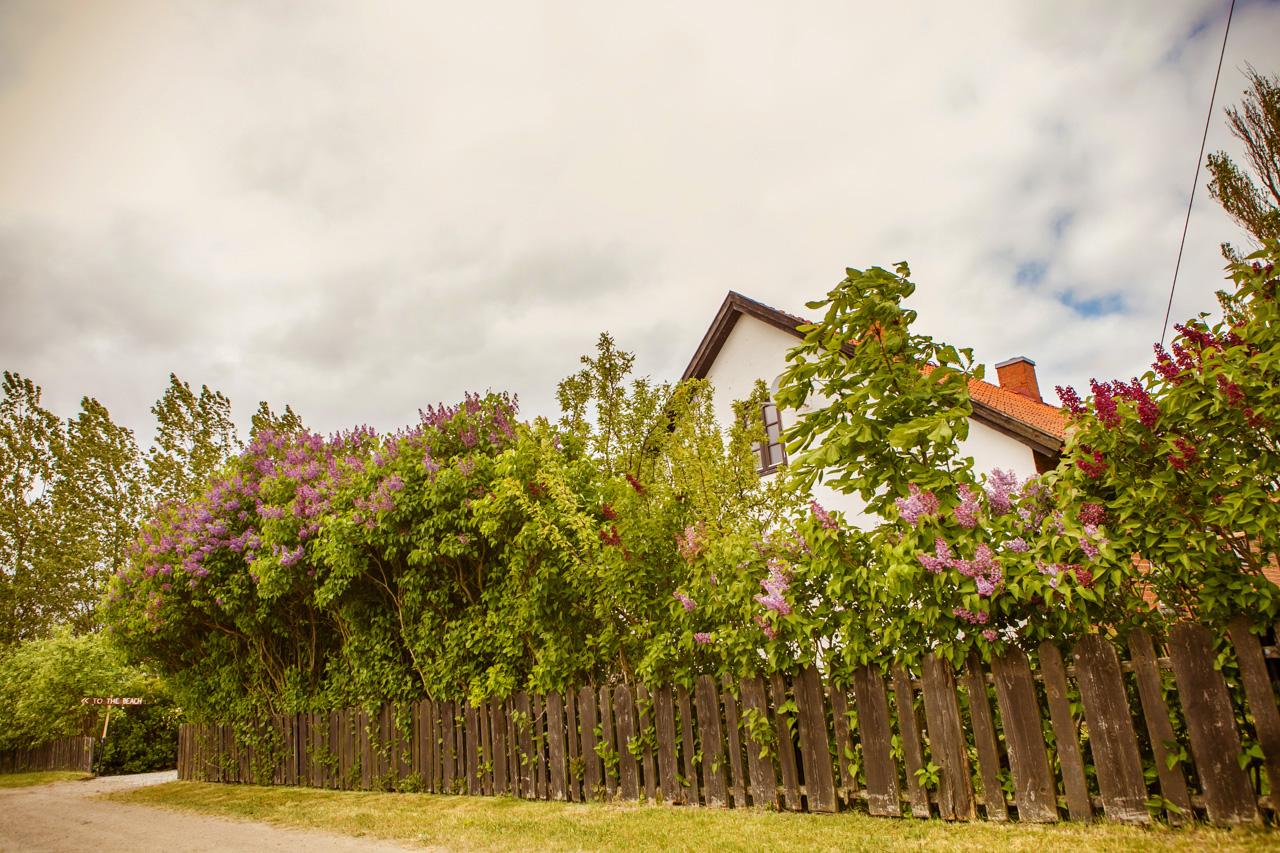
1160;0;1236;347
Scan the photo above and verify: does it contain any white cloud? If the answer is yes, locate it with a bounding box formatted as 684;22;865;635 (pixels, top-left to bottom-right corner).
0;0;1276;437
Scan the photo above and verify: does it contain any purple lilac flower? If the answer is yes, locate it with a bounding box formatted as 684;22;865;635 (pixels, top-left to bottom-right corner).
673;591;697;612
894;485;940;525
694;633;713;645
985;469;1018;516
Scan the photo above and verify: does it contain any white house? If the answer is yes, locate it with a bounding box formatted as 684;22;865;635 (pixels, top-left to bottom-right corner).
681;292;1068;528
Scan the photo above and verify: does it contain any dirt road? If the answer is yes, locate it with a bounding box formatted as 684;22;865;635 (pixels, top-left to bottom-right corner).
0;771;427;852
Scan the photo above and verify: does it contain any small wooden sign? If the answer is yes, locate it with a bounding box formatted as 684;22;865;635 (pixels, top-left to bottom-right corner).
81;697;143;706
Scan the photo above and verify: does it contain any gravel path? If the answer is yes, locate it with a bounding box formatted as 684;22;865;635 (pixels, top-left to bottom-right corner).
0;772;429;852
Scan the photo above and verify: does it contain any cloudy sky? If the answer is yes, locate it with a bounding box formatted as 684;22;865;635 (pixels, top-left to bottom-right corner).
2;0;1278;441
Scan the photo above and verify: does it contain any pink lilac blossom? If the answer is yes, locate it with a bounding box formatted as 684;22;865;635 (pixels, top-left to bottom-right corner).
676;522;706;561
754;558;793;615
694;633;713;645
953;606;988;625
1005;537;1029;553
810;500;840;530
894;485;940;525
673;591;697;612
918;538;952;573
982;629;998;642
754;614;778;640
953;484;981;529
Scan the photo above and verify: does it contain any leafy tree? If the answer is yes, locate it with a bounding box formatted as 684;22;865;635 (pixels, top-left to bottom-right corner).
50;398;145;633
249;401;303;441
773;263;979;512
1;377;148;642
145;374;238;506
1207;65;1280;259
0;373;67;644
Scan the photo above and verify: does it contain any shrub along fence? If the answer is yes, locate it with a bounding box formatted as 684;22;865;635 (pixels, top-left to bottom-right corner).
0;736;95;775
177;619;1280;828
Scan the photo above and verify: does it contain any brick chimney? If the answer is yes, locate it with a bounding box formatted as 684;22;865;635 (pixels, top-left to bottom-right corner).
994;357;1042;402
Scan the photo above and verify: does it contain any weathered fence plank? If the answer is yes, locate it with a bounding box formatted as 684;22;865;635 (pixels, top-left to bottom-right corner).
1128;629;1191;824
654;684;681;805
921;653;976;821
491;698;505;795
440;700;455;794
614;685;640;801
990;648;1058;823
964;653;1008;821
533;693;547;800
1228;616;1280;807
694;675;728;807
829;681;856;808
677;684;700;805
465;703;480;796
479;699;493;795
855;665;903;817
795;665;837;813
891;664;931;819
579;687;601;801
516;692;534;798
769;673;801;811
598;686;617;800
638;684;658;803
1071;634;1149;824
565;689;582;802
720;676;747;809
547;691;566;801
1167;622;1261;826
1038;642;1092;822
501;696;517;794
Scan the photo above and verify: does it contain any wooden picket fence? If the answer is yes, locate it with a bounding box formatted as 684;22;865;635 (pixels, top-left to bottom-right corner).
0;736;96;775
177;619;1280;827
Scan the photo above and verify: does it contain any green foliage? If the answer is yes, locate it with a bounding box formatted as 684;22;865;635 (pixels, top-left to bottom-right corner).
1057;243;1280;631
774;263;977;510
0;629;173;767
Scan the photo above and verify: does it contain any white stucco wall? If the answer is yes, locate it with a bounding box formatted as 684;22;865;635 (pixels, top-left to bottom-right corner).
700;313;1041;530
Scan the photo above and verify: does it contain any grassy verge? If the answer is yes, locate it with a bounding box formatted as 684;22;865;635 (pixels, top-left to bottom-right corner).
106;783;1277;852
0;770;93;789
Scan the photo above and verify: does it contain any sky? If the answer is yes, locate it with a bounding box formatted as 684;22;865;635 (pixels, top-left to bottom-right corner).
1;0;1278;443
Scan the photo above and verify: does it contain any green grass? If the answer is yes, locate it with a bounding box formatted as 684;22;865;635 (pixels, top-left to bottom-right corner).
0;770;93;788
106;783;1278;852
